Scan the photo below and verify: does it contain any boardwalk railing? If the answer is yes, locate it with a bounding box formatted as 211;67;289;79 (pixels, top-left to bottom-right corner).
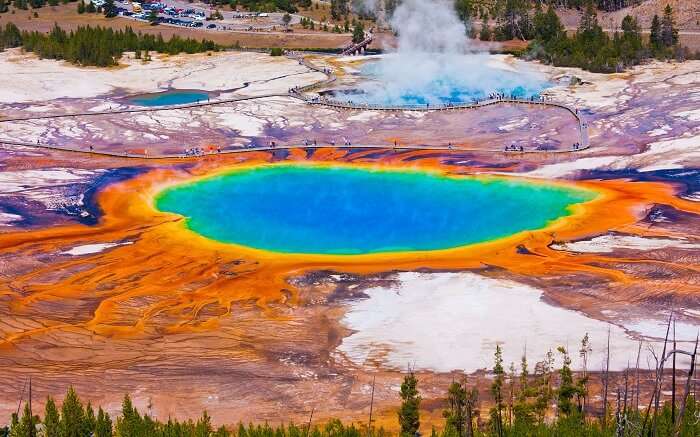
0;139;589;160
340;33;373;56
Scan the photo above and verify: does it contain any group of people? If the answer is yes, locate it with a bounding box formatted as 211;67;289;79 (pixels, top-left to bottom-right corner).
505;144;525;152
183;146;219;156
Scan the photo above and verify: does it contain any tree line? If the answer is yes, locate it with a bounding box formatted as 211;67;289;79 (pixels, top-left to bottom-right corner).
0;23;219;67
524;2;691;73
396;322;700;437
2;328;698;437
468;0;692;73
0;387;385;437
451;0;658;22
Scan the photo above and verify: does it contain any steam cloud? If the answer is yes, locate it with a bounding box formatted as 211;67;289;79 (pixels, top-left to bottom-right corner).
343;0;548;106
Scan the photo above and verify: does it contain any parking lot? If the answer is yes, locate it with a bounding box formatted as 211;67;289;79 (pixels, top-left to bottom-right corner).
113;0;302;32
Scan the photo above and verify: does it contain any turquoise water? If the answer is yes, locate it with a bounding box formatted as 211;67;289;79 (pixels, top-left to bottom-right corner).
130;90;210;107
333;57;550;106
155;166;594;255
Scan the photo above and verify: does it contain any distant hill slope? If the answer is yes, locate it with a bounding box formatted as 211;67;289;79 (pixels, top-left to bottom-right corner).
558;0;700;31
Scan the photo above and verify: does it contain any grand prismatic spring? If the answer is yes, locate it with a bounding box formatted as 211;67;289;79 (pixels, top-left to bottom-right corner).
1;0;700;432
155;165;593;254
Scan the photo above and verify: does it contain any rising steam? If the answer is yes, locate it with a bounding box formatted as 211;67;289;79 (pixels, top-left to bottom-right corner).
340;0;548;106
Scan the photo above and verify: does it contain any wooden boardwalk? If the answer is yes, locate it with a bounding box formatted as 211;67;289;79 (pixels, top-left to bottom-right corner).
0;139;588;160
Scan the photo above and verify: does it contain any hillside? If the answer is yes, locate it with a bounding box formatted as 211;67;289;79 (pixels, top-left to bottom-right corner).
558;0;700;31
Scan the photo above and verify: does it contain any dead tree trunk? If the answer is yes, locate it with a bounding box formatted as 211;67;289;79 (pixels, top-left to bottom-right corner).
602;326;611;428
635;340;642;413
641;312;672;436
672;320;677;425
674;335;699;437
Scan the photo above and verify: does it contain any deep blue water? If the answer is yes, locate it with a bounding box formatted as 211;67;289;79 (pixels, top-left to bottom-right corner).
155;165;594;255
129;90;210;107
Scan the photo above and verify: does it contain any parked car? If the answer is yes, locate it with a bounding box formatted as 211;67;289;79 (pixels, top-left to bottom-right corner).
207;23;216;29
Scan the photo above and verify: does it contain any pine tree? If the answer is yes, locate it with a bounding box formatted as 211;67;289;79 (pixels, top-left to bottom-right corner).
3;23;22;47
660;4;678;48
44;397;60;437
513;353;536;427
84;403;97;435
490;345;505;437
534;4;563;43
578;1;599;34
577;333;592;412
534;349;554;423
330;0;347;20
618;15;642;65
147;8;159;25
194;411;213;437
443;381;467;437
398;372;420;436
649;14;662;51
556;346;578;417
59;387;85;437
10;403;37;437
213;425;231;437
454;0;474;24
77;0;85;14
95;407;112;437
115;394;142;437
351;21;364;44
479;16;491;41
103;0;116;18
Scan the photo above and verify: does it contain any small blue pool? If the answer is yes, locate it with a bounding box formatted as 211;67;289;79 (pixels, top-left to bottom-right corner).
129;90;211;107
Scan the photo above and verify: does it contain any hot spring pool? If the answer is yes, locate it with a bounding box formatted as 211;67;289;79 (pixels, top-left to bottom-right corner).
129;90;210;107
155;165;594;255
331;54;551;107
